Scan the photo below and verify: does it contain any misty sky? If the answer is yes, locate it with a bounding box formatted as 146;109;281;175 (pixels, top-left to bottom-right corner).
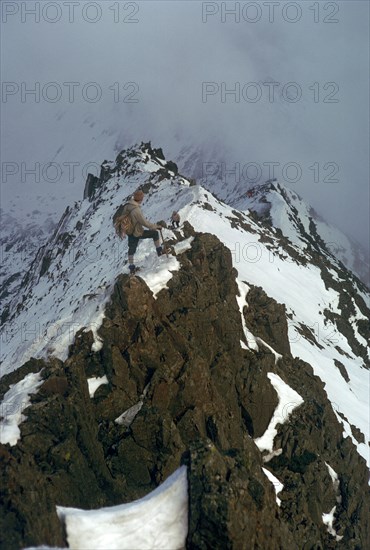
1;0;369;251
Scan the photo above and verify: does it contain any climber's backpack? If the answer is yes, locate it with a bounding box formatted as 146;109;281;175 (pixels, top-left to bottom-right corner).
113;204;138;239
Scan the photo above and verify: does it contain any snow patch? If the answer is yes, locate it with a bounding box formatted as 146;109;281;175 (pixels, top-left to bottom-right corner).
56;466;188;550
87;376;109;398
240;339;248;350
325;462;342;504
115;385;149;427
348;298;369;352
322;463;343;540
88;311;105;352
139;255;179;298
322;507;343;542
262;467;284;506
236;280;258;351
173;236;194;255
254;373;304;453
255;337;282;364
0;371;44;446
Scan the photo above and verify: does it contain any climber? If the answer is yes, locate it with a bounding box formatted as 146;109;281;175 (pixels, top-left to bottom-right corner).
122;190;165;274
170;211;180;228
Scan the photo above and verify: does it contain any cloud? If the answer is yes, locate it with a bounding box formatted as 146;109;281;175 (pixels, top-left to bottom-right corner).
1;0;368;249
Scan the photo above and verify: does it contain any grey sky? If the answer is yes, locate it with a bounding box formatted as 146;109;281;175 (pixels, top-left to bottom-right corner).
1;1;369;250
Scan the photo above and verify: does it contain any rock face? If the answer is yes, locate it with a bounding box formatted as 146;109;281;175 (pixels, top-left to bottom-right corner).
0;231;369;549
185;439;296;550
242;285;291;357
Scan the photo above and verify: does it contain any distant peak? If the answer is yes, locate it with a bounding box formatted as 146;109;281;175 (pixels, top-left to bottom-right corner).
246;180;302;203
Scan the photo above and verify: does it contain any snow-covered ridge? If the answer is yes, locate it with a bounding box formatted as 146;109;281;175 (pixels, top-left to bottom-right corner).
175;145;369;289
241;181;370;288
1;142;369;476
0;143;191;373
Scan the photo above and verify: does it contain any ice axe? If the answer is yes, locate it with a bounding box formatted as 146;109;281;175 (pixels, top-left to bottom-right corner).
159;228;169;257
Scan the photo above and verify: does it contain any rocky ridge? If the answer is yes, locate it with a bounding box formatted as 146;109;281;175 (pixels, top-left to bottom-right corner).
0;142;369;549
0;227;369;549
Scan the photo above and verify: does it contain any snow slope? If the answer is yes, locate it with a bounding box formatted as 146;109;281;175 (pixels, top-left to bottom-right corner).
176;145;369;288
0;210;57;324
184;186;369;470
237;181;370;288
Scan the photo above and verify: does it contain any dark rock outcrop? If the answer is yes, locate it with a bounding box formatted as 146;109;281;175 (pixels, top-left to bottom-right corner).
242;285;291;356
185;438;296;550
83;172;101;200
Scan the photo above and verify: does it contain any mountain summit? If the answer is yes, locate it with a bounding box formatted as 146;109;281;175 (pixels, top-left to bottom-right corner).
1;142;369;549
